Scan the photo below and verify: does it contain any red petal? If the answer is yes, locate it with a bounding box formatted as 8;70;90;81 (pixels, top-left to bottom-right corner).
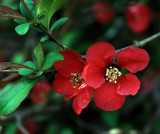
116;47;149;73
94;82;125;111
82;61;106;88
126;4;151;34
92;2;115;24
77;86;93;109
52;73;79;95
72;97;82;115
64;93;77;100
85;42;115;65
54;50;85;77
117;73;140;96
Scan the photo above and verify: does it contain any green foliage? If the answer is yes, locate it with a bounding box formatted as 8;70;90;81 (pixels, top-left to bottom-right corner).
11;52;25;64
18;61;36;76
15;22;31;35
50;17;68;32
101;111;119;128
20;0;35;20
35;70;43;77
34;43;44;69
61;128;74;134
3;124;17;134
36;0;69;29
40;36;49;42
0;78;39;115
41;52;64;70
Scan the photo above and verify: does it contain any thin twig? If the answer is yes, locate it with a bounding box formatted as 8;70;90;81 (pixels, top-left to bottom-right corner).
0;70;18;73
16;114;29;134
0;105;60;122
38;26;67;50
132;32;160;47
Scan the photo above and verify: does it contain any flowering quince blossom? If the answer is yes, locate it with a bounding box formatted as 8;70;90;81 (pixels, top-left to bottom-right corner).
92;2;115;24
52;50;94;115
82;42;149;111
126;3;151;34
31;80;52;103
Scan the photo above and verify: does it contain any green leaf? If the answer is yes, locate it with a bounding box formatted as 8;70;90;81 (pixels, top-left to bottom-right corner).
14;19;27;24
34;43;44;69
0;5;25;20
36;0;69;29
35;70;43;77
0;77;39;115
41;52;64;70
15;22;31;35
20;0;35;20
50;17;68;32
18;61;36;76
40;36;49;42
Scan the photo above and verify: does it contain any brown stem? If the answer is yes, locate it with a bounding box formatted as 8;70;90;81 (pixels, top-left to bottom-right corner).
1;70;18;73
132;32;160;47
38;26;67;50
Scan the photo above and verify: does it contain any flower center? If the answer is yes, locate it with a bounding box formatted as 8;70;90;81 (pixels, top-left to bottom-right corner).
106;66;122;83
70;73;85;89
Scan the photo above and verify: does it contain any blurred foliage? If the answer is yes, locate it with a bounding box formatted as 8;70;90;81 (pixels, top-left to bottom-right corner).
0;0;160;134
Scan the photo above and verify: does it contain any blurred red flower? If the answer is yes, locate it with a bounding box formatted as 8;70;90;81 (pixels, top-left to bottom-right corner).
16;120;37;134
52;50;93;115
31;80;52;103
82;42;149;111
92;2;115;24
126;3;151;34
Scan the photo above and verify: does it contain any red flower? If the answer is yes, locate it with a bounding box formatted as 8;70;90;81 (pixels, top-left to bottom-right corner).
126;3;151;34
82;42;149;111
16;120;37;134
31;80;52;103
52;50;93;115
92;2;115;24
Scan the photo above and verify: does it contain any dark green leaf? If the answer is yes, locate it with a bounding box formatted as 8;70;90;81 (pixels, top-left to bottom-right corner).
41;52;64;70
0;77;39;115
34;43;44;69
18;61;36;76
36;0;69;29
50;17;68;32
20;0;35;20
0;5;25;19
15;22;31;35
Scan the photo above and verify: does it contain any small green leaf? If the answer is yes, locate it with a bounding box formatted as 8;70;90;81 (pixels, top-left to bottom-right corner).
18;61;36;76
34;43;44;69
41;52;64;70
38;15;45;24
50;17;68;32
36;0;69;29
0;77;39;115
35;70;43;77
20;0;35;20
15;22;31;35
40;36;49;42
